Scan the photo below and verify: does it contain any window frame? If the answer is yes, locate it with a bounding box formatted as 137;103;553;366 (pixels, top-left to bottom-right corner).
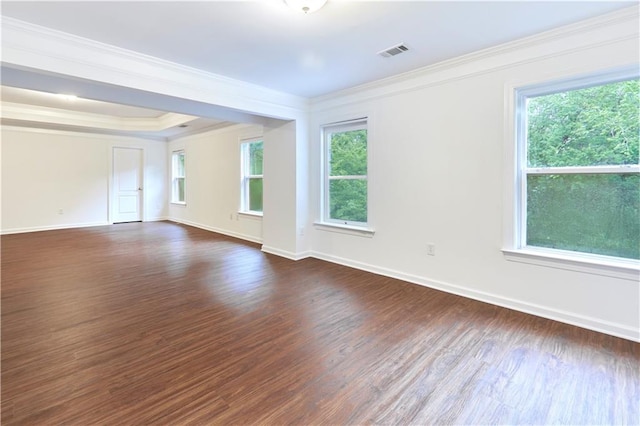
171;149;186;205
318;118;372;233
240;138;264;216
503;66;639;280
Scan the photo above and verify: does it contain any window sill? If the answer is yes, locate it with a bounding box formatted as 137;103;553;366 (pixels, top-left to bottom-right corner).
238;211;263;219
171;202;186;206
502;247;639;281
313;222;375;238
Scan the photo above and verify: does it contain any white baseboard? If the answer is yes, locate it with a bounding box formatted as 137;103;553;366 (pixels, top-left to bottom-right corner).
311;251;640;343
168;218;263;244
1;221;110;235
145;216;169;222
261;246;312;261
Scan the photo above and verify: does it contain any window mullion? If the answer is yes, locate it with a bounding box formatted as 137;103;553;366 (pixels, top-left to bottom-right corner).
328;175;367;180
526;165;640;175
515;72;639;261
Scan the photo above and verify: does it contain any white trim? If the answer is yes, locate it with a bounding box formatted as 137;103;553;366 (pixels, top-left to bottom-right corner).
1;16;308;120
1;221;110;235
310;250;640;342
526;165;640;175
174;123;262;144
110;146;145;224
311;6;639;111
503;248;639;281
146;216;169;222
328;175;367;180
321;118;369;227
261;245;311;261
238;211;263;219
0;123;163;143
169;218;263;245
240;139;264;214
504;67;640;272
171;149;186;204
1;102;197;132
516;64;639;98
313;221;375;238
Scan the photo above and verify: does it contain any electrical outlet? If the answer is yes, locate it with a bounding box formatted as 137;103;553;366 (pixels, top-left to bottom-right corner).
427;243;436;256
230;213;233;220
58;209;64;215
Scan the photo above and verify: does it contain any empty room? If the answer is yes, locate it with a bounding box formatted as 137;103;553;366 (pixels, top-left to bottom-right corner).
1;1;639;424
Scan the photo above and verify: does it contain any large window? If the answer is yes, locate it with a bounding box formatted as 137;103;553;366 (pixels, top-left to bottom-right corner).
322;119;368;226
515;72;639;261
240;139;263;214
172;150;185;204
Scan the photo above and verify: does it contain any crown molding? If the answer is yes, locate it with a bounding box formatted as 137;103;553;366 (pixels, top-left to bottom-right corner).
311;5;640;111
0;123;168;143
0;102;198;131
167;122;261;143
1;16;309;120
2;6;636;119
166;121;249;142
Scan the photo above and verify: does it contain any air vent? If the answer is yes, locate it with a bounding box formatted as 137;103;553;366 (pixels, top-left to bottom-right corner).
378;43;409;58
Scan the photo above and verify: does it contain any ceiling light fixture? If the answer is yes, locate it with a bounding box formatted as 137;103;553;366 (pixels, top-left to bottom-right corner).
284;0;327;14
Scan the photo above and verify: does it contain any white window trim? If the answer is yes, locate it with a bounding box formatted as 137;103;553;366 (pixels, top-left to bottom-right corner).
240;138;263;215
171;149;186;205
237;211;263;219
503;66;640;281
313;221;375;237
319;118;372;232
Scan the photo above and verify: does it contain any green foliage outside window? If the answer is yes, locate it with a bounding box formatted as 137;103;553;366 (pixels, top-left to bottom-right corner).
328;129;367;223
250;141;263;175
176;178;185;203
249;178;263;212
173;151;185;203
246;141;263;213
526;79;639;259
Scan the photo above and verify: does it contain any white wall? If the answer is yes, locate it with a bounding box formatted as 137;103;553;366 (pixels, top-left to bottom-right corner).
1;126;167;233
167;118;311;258
261;118;312;258
1;7;637;341
308;18;639;340
167;124;264;243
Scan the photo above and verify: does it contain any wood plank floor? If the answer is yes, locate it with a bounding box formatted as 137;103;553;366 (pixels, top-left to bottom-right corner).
2;221;638;425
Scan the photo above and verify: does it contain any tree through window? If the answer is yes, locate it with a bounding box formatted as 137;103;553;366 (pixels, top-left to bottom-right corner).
520;76;639;260
322;119;368;226
241;140;263;213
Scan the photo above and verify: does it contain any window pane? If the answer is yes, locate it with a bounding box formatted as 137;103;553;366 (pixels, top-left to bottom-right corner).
249;178;263;212
329;179;367;223
527;174;639;259
527;79;639;167
250;142;263;175
176;152;185;176
176;177;185;202
329;129;367;176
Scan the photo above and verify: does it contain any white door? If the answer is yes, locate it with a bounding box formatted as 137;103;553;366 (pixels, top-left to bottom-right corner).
113;147;143;223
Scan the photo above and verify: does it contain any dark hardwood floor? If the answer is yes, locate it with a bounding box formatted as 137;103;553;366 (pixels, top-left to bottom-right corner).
1;221;638;425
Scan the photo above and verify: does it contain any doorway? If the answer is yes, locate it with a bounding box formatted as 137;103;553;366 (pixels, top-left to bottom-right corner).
112;147;143;223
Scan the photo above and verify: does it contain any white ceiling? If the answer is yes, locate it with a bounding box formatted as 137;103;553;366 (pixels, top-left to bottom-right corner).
1;86;165;118
0;86;232;141
0;0;635;140
1;1;635;98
